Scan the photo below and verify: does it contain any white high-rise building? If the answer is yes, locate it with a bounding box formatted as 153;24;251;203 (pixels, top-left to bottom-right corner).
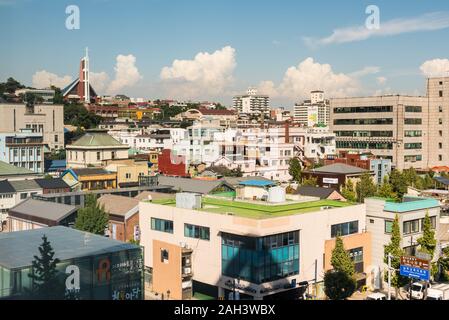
294;91;330;127
233;87;270;115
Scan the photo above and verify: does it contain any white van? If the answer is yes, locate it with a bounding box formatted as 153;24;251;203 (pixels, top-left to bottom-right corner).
366;293;387;300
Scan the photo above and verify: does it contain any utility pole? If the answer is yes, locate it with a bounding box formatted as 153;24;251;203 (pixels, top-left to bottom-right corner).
387;253;392;300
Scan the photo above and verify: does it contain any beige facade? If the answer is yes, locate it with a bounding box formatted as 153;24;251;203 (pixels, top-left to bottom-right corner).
0;103;64;150
330;77;449;170
139;198;368;300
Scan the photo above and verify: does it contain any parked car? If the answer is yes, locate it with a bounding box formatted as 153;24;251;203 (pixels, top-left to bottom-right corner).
410;281;431;300
366;292;387;300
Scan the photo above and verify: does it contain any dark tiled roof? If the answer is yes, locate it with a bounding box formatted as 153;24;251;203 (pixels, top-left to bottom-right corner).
295;186;340;199
72;168;112;176
34;178;70;189
0;180;15;193
306;163;368;175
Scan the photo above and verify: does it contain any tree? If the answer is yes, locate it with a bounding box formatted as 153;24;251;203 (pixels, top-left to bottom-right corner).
75;194;109;235
376;176;397;200
355;173;377;203
301;176;317;187
324;270;356;300
27;235;64;299
288;157;302;183
341;180;356;202
331;236;355;276
417;212;437;277
64;104;101;129
389;169;407;200
384;214;408;298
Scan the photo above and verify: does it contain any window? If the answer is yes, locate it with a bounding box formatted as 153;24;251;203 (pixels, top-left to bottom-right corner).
404;143;422;150
369;219;375;224
161;249;169;262
404;118;422;125
439;106;443;113
439;155;443;161
403;219;420;235
440;131;443;137
184;224;210;240
151;218;173;233
54;135;58;143
29;149;33;157
20;193;28;200
404;155;422;162
348;247;364;274
404;130;422;137
385;220;394;234
97;152;101;160
111;151;116;160
333;106;393;113
421;216;437;230
439;143;443;149
439;91;443;97
405;106;422;113
334;118;393;125
331;221;359;238
125;173;131;179
439;118;443;125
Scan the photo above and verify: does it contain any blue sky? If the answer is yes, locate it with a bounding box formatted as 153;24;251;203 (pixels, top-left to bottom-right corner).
1;0;449;106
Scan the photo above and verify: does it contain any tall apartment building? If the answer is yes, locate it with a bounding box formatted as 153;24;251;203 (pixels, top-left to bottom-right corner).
233;87;270;115
0;129;44;173
330;77;449;170
294;91;330;127
0;103;64;151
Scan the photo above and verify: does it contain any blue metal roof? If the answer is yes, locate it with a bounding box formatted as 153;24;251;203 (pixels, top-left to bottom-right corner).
435;176;449;186
238;180;276;187
384;197;440;213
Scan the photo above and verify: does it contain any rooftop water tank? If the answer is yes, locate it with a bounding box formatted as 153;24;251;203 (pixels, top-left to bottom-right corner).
268;186;286;203
176;193;202;210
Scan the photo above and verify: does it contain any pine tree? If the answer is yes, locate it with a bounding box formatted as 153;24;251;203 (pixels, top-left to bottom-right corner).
355;173;377;203
417;212;436;257
75;194;109;235
384;214;408;298
288;157;302;183
27;235;64;299
331;236;355;276
389;170;407;200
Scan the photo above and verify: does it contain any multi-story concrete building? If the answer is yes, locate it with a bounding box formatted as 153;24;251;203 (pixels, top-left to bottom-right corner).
330;77;449;170
139;192;370;300
365;196;441;289
0;103;64;150
294;91;330;127
233;87;270;116
0;130;44;173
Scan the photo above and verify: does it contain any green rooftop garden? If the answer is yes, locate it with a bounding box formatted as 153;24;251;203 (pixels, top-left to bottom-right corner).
151;197;355;219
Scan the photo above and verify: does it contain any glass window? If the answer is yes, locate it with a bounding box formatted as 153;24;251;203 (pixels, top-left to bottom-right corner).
385;220;393;234
331;221;359;238
403;219;420;235
184;224;210;241
151;218;173;234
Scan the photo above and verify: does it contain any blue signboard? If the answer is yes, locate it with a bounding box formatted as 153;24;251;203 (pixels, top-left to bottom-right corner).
400;265;430;281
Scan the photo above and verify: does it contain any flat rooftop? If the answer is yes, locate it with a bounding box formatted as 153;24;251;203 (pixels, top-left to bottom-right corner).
151;197;354;219
0;226;140;270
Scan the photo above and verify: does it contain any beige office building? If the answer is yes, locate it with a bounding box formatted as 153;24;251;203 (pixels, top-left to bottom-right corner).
330;77;449;170
0;103;64;150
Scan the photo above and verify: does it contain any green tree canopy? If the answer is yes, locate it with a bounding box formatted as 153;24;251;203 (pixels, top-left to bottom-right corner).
75;194;109;235
355;173;377;203
331;236;355;276
417;212;437;258
376;175;397;200
302;176;317;187
389;169;408;200
324;270;356;300
384;214;408;297
288;157;302;183
341;180;356;202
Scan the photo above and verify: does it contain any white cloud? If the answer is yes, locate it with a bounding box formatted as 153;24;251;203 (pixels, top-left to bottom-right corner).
107;54;142;95
420;59;449;77
257;57;362;101
160;46;236;99
376;76;387;85
90;71;110;93
349;66;380;78
305;12;449;47
32;70;73;89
